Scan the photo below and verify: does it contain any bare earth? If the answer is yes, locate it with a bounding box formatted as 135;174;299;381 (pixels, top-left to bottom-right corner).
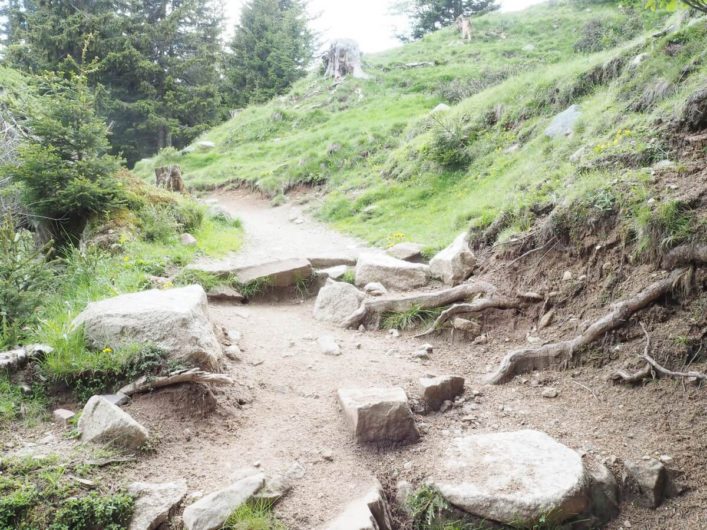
6;190;706;529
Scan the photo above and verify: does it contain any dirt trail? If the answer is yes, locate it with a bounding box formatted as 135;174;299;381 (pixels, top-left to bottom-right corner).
118;191;706;529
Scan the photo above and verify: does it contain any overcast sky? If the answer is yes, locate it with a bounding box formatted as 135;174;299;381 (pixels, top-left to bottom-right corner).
224;0;547;54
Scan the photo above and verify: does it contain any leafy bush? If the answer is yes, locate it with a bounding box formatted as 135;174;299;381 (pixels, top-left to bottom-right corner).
426;117;474;169
0;71;124;243
49;492;134;530
0;215;53;348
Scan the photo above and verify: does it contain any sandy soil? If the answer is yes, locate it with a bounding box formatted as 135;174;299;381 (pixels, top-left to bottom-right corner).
5;190;706;529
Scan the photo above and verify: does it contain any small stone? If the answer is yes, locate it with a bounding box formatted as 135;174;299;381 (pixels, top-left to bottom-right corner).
659;454;673;464
318;335;341;356
542;387;559;399
321;449;334;462
419;375;465;411
472;334;487;345
563;271;573;281
388;329;400;338
539;309;555;330
364;282;388;296
439;400;453;413
180;233;197;246
53;409;75;426
223;345;241;360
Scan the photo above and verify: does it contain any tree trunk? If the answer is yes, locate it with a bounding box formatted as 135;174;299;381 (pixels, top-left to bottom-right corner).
323;39;370;81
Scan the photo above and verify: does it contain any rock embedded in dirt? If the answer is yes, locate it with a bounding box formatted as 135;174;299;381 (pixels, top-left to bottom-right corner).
322;482;393;530
545;104;582;138
318;335;342;356
206;286;244;303
585;458;620;523
623;458;671;508
313;279;364;325
128;480;188;530
318;265;350;280
101;393;130;406
542;387;559;398
52;408;75;426
452;317;481;333
429;233;475;286
78;396;149;450
364;282;388;296
432;430;590;525
539;309;555;329
355;253;429;291
337;387;419;444
420;375;465;411
180;233;197;246
72;285;223;370
386;242;423;262
182;473;265;530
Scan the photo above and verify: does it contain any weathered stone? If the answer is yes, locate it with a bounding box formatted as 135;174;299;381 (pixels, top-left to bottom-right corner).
308;255;357;268
180;233;197;246
542;387;559;399
206;286;244;303
386;242;423;262
323;483;393;530
545;104;582;138
128;480;188;530
452;317;481;334
78;396;149;450
432;430;589;525
72;285;222;370
429;233;475;286
318;335;341;356
624;458;669;508
420;375;465;411
337;387;419;444
539;309;555;329
53;409;75;426
182;474;265;530
585;458;620;523
318;265;350;280
313;279;364;325
355;253;429;291
364;282;388;297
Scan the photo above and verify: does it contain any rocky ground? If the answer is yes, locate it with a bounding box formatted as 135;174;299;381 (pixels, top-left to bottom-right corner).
4;190;706;530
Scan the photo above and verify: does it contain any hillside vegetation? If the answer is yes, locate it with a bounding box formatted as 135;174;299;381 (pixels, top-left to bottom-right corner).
136;2;705;256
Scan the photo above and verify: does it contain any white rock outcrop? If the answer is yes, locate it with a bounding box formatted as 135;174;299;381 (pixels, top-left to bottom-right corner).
128;480;188;530
355;253;429;291
72;285;222;370
337;387;419;444
429;233;475;286
314;279;364;325
432;430;589;525
182;473;265;530
78;396;149;450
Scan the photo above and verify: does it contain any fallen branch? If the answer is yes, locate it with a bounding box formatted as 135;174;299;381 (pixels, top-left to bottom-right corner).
415;296;524;338
487;269;687;384
342;281;497;329
611;363;652;384
118;368;233;396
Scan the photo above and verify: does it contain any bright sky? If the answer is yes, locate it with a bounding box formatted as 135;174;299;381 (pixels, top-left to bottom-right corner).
224;0;547;54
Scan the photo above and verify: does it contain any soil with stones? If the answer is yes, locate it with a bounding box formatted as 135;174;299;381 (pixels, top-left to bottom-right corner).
5;189;706;530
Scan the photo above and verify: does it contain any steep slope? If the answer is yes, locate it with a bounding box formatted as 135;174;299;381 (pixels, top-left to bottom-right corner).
135;2;707;254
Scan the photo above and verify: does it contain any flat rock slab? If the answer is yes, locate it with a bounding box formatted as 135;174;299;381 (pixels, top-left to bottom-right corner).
545;104;581;138
432;430;589;525
78;396;149;450
338;387;419;444
323;483;393;530
429;233;475;286
183;473;265;530
314;279;364;325
234;258;313;287
355;253;429;291
420;375;465;411
128;480;187;530
72;285;222;370
308;255;358;268
386;242;423;262
206;285;244;303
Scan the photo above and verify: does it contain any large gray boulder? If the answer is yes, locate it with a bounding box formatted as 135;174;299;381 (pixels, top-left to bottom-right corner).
355;253;429;291
314;279;364;325
323;483;393;530
128;480;188;530
432;430;589;525
72;285;222;370
78;396;149;450
182;473;265;530
429;233;475;286
337;387;419;444
545;104;582;138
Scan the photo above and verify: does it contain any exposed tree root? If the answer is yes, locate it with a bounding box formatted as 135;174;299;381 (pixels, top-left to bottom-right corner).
341;281;498;329
415;296;524;338
613;323;707;384
118;368;234;396
486;269;688;385
661;244;707;270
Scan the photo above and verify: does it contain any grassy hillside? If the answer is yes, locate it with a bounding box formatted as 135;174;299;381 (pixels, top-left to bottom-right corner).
135;2;705;253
